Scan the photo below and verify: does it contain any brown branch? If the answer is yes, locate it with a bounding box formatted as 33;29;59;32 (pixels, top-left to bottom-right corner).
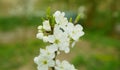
51;51;57;70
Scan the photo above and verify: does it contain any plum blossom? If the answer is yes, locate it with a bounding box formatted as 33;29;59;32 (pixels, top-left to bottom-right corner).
40;45;58;59
53;11;68;30
36;25;43;39
34;55;55;70
53;11;68;24
47;24;70;53
70;24;84;41
36;32;44;39
43;20;51;31
55;60;77;70
34;10;85;70
65;22;84;41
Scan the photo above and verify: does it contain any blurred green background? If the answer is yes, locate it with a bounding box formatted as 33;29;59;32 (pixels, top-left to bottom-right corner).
0;0;120;70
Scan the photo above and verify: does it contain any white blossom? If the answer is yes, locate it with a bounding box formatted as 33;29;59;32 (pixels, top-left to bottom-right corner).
34;10;85;70
40;45;58;59
47;24;70;53
55;60;77;70
36;33;44;39
43;36;49;42
71;41;76;48
38;25;43;30
37;25;43;33
43;20;51;31
53;11;68;25
34;55;55;70
66;23;84;41
71;24;84;41
36;25;44;39
65;22;74;35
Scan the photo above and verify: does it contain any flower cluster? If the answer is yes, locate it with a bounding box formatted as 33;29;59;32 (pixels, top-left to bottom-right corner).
34;11;84;70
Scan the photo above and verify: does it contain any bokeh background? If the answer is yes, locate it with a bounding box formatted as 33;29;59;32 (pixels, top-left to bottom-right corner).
0;0;120;70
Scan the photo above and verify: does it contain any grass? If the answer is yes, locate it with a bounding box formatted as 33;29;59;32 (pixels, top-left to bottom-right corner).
0;16;120;70
0;29;120;70
72;54;120;70
83;31;120;48
0;32;120;70
71;31;120;70
0;16;42;31
0;39;46;70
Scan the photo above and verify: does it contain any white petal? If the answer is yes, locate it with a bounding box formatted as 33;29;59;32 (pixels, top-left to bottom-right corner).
72;34;79;41
53;11;61;17
65;23;74;38
56;60;60;65
38;25;43;29
37;65;48;70
47;35;55;43
64;47;70;53
79;31;85;37
40;48;45;54
57;51;60;55
47;44;58;53
43;36;48;42
61;12;65;16
71;41;76;48
38;29;43;33
36;33;44;39
48;59;55;67
43;20;51;31
75;24;83;31
34;57;38;64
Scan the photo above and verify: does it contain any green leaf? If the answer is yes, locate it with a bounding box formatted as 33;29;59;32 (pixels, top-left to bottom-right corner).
74;14;80;24
46;7;51;19
69;17;73;22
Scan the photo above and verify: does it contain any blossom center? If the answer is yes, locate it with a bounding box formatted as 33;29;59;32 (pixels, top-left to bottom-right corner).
54;39;60;44
43;60;47;64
